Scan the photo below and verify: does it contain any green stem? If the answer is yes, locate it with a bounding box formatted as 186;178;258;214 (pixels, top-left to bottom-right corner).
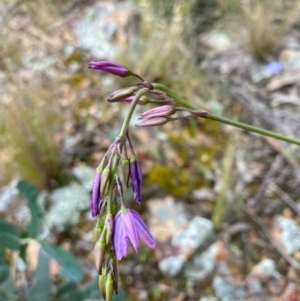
118;89;147;141
153;83;300;146
106;88;147;210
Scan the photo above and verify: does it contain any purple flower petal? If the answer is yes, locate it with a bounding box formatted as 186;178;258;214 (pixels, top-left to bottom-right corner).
113;209;156;261
130;210;156;249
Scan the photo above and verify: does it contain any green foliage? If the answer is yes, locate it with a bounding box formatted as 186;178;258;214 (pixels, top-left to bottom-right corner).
0;180;100;300
17;180;43;237
40;241;83;283
0;220;20;251
27;248;51;301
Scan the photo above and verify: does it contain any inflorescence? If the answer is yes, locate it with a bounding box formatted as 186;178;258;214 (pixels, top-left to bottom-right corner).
89;60;210;300
89;60;300;300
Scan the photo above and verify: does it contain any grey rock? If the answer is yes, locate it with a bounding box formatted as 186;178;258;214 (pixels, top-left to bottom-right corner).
158;256;186;277
276;215;300;254
72;165;95;191
184;243;217;281
46;182;90;229
213;276;247;301
172;216;214;256
0;180;20;211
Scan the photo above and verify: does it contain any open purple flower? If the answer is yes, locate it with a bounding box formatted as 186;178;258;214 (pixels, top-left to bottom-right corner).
91;172;101;217
88;60;131;77
129;157;143;204
113;208;156;260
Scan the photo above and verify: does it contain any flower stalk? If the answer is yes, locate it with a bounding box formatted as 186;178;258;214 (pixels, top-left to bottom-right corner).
89;60;300;301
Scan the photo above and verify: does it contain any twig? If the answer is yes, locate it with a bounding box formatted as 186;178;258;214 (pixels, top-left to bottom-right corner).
250;155;283;208
245;207;300;272
269;181;300;217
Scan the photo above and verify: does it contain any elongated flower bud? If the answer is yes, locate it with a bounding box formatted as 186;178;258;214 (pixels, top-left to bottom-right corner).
94;230;107;274
99;274;106;300
88;60;132;77
139;105;175;119
105;273;114;301
122;157;130;187
105;214;113;245
129;156;142;204
108;87;140;103
118;95;149;105
100;168;111;196
91;172;101;217
136;117;169;127
93;216;105;243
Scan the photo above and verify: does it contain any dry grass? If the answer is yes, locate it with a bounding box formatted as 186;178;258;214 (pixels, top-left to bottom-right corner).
117;0;212;107
0;82;68;189
236;0;300;60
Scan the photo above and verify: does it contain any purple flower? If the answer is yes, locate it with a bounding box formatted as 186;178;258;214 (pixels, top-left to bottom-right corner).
91;172;101;217
264;61;282;75
113;208;156;260
88;60;131;77
129;157;143;204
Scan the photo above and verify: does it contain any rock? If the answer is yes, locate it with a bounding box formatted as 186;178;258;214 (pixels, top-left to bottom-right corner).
172;216;214;258
46;182;90;229
147;196;214;276
0;180;31;227
249;258;279;281
184;243;217;281
184;240;242;282
0;180;21;212
272;216;300;255
280;48;300;70
199;30;232;53
72;1;139;58
158;256;186;277
213;276;247;301
72;164;95;191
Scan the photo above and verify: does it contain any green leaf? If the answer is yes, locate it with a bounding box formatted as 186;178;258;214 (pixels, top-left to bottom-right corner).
40;241;83;283
0;232;20;250
0;220;19;236
17;180;43;237
26;248;51;301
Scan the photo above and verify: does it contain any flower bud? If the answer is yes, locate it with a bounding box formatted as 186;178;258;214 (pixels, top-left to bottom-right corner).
88;60;132;77
139;105;175;119
129;156;142;204
93;216;105;243
94;231;106;274
99;274;106;300
119;95;149;105
100;167;111;196
105;214;113;245
105;273;114;301
91;171;101;217
122;157;130;187
108;87;140;103
136;117;169;127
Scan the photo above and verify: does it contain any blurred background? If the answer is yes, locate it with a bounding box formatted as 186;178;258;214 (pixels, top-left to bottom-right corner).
1;0;300;300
